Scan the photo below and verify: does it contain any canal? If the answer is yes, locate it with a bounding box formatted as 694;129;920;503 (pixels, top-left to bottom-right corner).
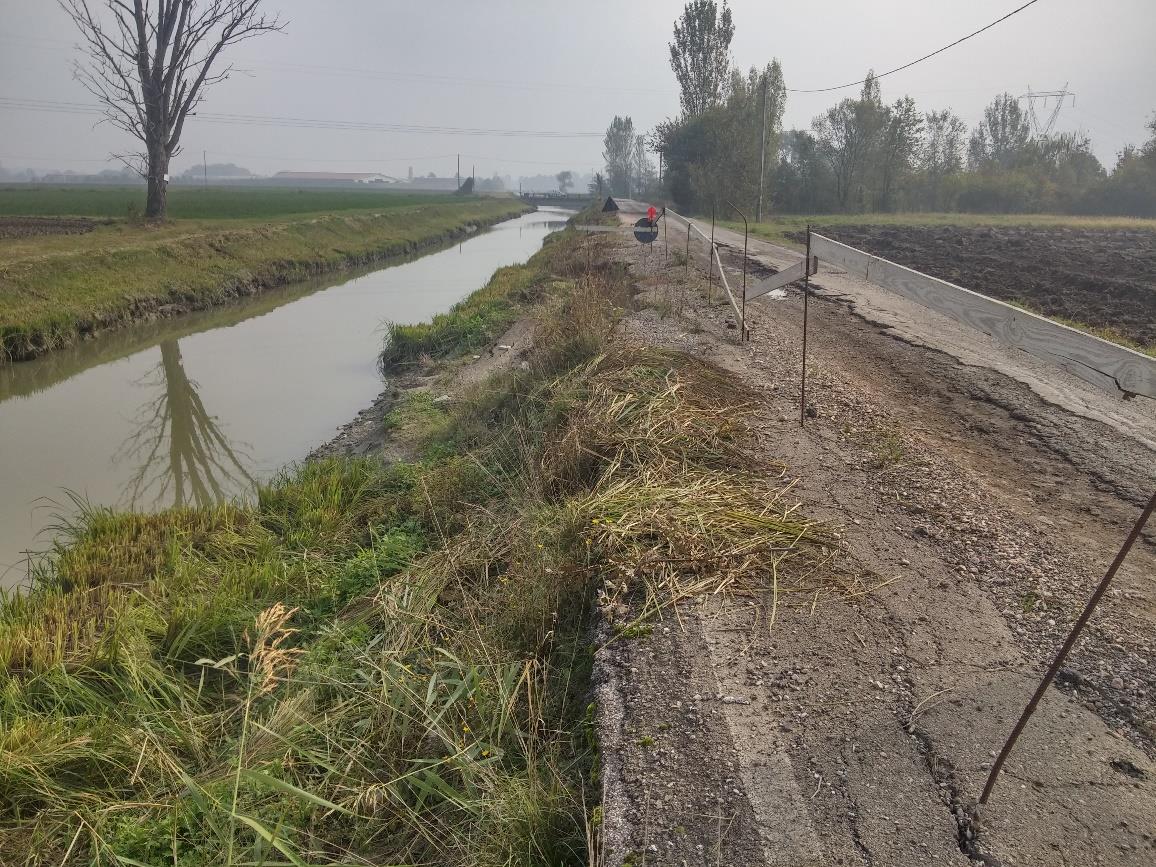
0;207;571;588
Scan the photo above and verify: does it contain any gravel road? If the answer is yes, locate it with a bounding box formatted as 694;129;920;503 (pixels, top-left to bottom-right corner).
596;217;1156;866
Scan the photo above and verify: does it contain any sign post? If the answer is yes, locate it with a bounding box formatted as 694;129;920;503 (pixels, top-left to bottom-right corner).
633;217;658;244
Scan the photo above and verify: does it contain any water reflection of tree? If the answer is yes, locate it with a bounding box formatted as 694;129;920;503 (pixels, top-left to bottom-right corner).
115;340;256;509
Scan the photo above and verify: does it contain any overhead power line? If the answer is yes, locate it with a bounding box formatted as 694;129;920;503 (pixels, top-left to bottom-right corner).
0;97;604;139
787;0;1044;93
0;151;589;172
0;33;667;96
234;59;669;95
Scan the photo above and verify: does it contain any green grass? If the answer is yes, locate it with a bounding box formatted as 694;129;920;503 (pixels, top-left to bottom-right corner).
0;215;833;865
380;257;540;369
724;211;1156;248
0;184;457;220
380;207;623;371
0;197;529;362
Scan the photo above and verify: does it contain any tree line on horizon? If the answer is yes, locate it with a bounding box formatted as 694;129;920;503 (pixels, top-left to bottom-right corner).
603;0;1156;218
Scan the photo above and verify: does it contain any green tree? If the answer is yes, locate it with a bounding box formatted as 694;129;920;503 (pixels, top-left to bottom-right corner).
603;115;636;196
919;109;967;208
968;93;1032;170
773;129;837;213
555;170;573;193
755;59;787;216
669;0;735;118
1095;127;1156;216
812;72;886;210
876;96;924;211
634;135;657;198
655;61;787;214
1043;132;1105;210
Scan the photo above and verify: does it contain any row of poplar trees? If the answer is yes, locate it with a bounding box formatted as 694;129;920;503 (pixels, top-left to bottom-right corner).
605;1;1156;217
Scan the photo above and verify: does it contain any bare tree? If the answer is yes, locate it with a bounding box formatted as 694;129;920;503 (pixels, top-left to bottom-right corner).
59;0;284;220
115;339;256;509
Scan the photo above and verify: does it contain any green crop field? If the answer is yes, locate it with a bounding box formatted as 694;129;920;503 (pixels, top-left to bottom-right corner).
0;184;455;220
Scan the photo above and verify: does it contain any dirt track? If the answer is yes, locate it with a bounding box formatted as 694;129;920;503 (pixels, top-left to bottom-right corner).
317;213;1156;864
596;217;1156;865
0;216;99;239
789;224;1156;348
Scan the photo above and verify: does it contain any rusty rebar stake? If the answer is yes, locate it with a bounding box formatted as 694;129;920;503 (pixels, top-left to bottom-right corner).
708;203;716;305
800;225;812;427
725;199;750;342
663;207;669;264
979;489;1156;805
684;219;691;281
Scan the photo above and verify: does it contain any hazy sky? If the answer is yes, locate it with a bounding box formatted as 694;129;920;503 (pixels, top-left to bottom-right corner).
1;0;1153;178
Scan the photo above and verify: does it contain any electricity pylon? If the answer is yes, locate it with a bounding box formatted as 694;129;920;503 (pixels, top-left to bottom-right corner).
1018;84;1075;140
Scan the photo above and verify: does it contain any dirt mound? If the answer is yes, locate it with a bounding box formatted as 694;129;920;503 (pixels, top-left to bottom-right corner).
0;216;101;239
793;224;1156;349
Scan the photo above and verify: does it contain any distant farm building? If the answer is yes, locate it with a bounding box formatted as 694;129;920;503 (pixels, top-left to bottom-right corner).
271;172;401;185
403;176;462;192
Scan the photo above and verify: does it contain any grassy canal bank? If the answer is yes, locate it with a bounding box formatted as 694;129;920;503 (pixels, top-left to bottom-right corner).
0;189;529;363
0;214;824;865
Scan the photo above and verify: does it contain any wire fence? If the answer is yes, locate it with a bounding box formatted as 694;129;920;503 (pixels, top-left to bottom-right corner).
665;209;745;336
612;202;1156;808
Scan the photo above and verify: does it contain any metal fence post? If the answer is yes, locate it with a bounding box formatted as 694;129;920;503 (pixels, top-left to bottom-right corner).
800;225;812;427
725;199;749;342
708;203;716;305
685;220;691;281
979;489;1156;806
663;207;669;265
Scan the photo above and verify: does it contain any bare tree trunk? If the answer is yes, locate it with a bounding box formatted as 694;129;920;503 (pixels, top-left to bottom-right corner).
146;149;170;220
60;0;283;223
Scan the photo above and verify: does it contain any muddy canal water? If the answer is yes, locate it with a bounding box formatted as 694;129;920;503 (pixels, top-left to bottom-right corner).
0;208;570;588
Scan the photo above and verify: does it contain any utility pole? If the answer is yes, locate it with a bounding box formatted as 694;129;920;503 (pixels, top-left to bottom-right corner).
472;164;475;185
456;154;461;191
203;149;208;190
756;73;768;223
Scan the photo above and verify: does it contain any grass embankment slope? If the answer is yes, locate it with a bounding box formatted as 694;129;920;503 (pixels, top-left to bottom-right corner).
0;187;529;362
0;215;826;865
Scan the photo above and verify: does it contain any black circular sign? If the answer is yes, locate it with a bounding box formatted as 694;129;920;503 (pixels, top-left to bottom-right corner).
633;217;659;244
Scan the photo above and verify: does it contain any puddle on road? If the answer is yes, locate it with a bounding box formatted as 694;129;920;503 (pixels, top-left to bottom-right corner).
0;208;571;588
